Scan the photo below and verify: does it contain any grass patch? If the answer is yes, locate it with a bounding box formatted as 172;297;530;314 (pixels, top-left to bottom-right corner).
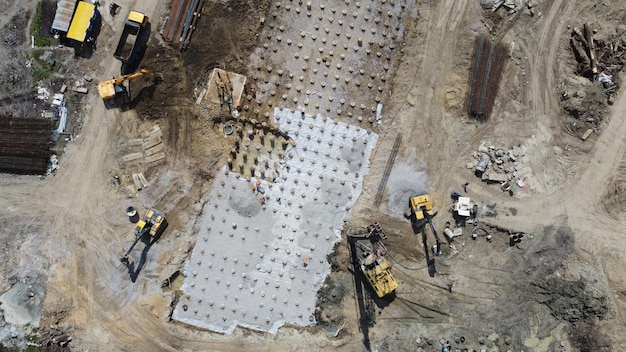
31;50;55;82
30;1;51;47
32;64;53;81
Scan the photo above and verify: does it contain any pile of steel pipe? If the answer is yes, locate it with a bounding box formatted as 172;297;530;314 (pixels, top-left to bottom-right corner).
466;35;509;119
0;116;54;174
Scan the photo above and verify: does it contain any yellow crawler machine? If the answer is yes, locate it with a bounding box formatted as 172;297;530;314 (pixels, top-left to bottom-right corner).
348;223;398;298
361;254;398;298
97;69;162;104
409;193;443;257
121;208;167;264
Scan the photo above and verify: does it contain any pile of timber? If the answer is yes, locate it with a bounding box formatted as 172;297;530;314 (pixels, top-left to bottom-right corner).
0;116;54;175
122;124;166;167
571;23;626;83
39;326;72;351
466;35;509;119
162;0;206;50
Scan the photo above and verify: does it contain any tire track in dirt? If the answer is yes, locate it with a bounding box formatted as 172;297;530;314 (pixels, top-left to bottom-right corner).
524;0;576;195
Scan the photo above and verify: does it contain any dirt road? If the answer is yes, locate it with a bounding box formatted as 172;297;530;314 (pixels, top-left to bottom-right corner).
1;0;626;351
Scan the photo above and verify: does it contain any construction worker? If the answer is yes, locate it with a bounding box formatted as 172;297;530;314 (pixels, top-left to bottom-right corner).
251;180;261;194
258;195;265;205
303;257;309;267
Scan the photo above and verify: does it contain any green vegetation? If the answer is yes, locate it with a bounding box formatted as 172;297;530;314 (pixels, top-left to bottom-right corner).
30;51;55;82
30;1;51;47
32;63;53;82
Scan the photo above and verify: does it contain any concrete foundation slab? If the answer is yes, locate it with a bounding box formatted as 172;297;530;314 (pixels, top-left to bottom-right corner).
173;108;377;334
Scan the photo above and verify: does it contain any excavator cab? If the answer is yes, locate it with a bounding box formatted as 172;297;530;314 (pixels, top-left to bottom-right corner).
409;194;434;221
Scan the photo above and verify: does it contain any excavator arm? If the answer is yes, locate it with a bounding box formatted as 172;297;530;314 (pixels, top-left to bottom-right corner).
423;208;442;256
120;229;146;264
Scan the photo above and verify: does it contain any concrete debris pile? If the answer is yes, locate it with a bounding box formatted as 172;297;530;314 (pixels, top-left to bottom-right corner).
4;32;17;45
467;143;528;189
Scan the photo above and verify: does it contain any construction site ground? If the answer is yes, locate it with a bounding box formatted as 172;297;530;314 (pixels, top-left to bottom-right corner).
1;0;625;351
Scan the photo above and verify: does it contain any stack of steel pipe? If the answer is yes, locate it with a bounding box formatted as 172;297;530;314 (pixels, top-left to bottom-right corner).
162;0;205;50
466;35;509;119
0;116;54;174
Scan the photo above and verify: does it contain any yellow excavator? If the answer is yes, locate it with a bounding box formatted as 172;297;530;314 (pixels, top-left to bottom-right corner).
409;194;443;255
121;208;167;264
97;69;162;105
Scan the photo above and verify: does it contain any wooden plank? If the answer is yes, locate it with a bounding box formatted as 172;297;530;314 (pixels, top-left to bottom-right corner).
141;124;161;138
144;142;164;157
145;152;166;164
582;128;593;141
123;152;144;162
142;135;162;150
138;172;149;188
132;173;143;190
128;138;144;146
147;129;163;139
196;88;207;105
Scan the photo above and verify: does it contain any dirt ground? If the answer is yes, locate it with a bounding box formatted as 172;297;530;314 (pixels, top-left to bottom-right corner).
1;0;626;351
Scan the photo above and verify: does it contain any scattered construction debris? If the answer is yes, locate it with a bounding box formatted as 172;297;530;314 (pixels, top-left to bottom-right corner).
466;35;509;119
468;143;529;191
569;23;626;103
39;326;73;351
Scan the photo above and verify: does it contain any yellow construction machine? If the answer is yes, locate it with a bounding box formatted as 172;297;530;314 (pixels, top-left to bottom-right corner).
348;223;398;298
97;69;162;104
121;208;167;264
409;193;443;256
